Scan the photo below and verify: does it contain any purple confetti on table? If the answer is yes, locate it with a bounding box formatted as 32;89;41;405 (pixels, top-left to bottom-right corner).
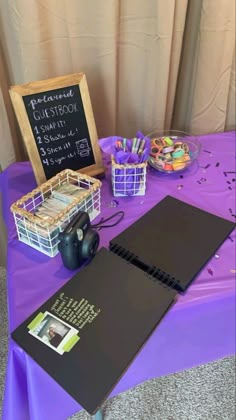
215;162;220;167
225;171;236;175
228;236;234;242
109;199;119;208
207;268;214;276
203;150;212;154
177;185;183;190
204;164;211;169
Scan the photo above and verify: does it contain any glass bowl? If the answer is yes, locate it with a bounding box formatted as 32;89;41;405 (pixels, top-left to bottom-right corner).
146;130;201;173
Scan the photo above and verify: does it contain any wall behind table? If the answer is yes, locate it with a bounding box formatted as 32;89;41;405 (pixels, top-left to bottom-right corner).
0;0;188;167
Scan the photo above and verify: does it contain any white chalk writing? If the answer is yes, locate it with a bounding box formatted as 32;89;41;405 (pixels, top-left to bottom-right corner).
28;89;74;110
33;103;79;121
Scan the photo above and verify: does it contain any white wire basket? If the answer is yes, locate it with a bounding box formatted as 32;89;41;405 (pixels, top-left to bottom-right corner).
111;156;147;196
11;169;102;257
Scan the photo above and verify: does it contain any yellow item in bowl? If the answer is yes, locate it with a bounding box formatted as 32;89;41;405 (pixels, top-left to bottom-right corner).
172;157;186;171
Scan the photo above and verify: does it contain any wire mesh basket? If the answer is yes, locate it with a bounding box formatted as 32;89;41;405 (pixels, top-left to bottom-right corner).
11;169;102;257
111;156;147;196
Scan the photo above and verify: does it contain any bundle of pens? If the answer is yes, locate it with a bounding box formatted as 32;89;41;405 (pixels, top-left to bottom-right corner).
112;136;150;164
111;135;150;196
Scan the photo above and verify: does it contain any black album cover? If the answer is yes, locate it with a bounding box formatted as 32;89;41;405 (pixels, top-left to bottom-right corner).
110;196;235;291
12;248;176;414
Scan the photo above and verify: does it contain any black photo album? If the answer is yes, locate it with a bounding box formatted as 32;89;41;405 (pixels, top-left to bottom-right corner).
12;248;176;414
11;195;235;414
110;195;235;291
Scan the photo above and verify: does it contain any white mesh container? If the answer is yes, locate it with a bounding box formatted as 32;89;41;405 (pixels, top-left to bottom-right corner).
11;169;101;257
111;156;147;196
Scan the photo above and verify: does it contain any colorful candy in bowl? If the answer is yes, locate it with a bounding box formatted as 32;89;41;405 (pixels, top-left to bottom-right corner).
147;130;201;173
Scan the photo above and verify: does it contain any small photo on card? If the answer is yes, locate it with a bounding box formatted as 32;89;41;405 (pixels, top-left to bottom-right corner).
28;311;80;355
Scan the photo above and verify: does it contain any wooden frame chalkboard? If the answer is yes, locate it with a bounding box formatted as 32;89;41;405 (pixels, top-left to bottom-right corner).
9;73;104;185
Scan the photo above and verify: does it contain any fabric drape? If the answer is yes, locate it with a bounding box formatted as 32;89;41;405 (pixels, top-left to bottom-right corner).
1;0;234;169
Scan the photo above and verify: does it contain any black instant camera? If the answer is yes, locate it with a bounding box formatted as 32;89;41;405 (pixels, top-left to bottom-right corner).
58;212;99;270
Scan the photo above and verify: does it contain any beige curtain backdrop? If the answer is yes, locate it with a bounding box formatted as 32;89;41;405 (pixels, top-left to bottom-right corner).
0;0;235;169
0;0;235;264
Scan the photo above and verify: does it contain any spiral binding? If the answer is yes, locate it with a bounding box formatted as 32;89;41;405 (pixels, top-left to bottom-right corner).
109;243;180;290
150;267;178;289
110;243;136;264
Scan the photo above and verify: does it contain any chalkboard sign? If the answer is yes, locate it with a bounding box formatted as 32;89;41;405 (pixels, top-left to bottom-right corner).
9;73;104;185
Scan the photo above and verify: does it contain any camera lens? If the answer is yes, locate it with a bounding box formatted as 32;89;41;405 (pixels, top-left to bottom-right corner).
82;230;100;260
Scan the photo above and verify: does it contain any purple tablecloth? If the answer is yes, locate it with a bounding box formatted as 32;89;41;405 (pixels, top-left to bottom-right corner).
1;131;235;420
